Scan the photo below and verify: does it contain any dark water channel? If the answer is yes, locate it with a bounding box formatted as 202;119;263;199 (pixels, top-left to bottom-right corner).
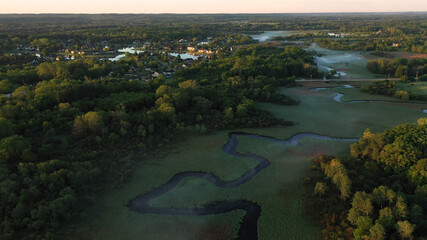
129;132;358;239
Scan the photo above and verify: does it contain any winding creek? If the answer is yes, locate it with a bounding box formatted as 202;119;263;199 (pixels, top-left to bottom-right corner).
312;85;427;109
129;132;358;240
128;85;425;239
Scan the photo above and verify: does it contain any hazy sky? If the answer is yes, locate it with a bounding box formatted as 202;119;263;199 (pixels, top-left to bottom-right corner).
1;0;426;13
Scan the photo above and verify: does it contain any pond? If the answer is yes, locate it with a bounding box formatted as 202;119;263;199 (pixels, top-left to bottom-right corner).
109;48;198;61
109;47;144;61
169;53;198;60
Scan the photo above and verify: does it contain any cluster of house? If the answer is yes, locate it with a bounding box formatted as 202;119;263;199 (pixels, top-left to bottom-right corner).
15;45;36;51
56;56;75;61
379;40;401;48
327;32;347;38
141;41;215;55
15;37;219;73
187;46;215;54
125;57;197;81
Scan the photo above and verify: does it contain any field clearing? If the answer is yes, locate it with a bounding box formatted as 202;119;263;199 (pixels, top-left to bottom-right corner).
68;82;427;240
396;81;427;96
389;52;427;59
305;44;384;79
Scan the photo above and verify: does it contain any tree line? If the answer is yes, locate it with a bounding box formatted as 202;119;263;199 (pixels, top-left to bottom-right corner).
304;119;427;240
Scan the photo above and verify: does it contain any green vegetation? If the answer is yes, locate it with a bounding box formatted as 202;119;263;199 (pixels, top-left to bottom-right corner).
305;44;379;79
1;13;426;240
397;82;427;97
258;84;426;138
67;82;426;240
362;80;427;101
0;37;320;239
68;130;353;240
1;14;426;54
361;80;398;96
304;120;426;240
366;58;427;80
312;18;427;53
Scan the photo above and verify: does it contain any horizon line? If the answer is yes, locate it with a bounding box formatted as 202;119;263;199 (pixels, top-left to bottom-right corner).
1;11;427;15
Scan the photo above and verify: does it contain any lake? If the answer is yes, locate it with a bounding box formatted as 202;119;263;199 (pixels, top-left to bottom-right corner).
109;48;198;61
109;47;144;61
169;53;198;60
250;31;379;79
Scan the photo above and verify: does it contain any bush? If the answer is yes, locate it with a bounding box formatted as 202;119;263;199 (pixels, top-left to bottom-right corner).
418;74;427;81
394;91;410;100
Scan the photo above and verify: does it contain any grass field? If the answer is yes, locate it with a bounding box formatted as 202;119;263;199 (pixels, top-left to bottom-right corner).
305;44;384;79
396;81;427;97
67;82;427;240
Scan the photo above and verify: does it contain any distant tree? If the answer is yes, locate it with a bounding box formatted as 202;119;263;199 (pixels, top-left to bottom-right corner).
396;220;415;240
369;222;386;240
352;191;373;216
372;186;393;208
178;80;198;90
157;103;175;120
409;204;423;221
323;158;352;199
0;118;14;139
73;112;104;138
224;107;234;122
353;216;373;240
155;85;174;97
37;62;70;80
314;182;327;196
394;91;410;100
192;96;212;113
417;118;427;125
394;196;408;219
378;207;396;230
0;135;31;164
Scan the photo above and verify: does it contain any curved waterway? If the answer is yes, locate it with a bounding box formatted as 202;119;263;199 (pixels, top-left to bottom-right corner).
129;132;358;240
310;84;367;103
312;85;427;110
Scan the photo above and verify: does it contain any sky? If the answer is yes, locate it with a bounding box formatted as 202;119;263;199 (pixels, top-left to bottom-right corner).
0;0;426;14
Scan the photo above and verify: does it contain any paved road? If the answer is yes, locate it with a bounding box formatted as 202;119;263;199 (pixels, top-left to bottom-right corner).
296;78;400;82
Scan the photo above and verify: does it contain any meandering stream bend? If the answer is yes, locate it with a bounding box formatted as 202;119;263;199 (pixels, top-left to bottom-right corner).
312;85;427;110
129;132;358;240
129;85;425;239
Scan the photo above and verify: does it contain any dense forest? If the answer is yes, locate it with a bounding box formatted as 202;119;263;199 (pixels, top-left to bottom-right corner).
366;58;427;80
304;119;427;240
0;43;318;239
